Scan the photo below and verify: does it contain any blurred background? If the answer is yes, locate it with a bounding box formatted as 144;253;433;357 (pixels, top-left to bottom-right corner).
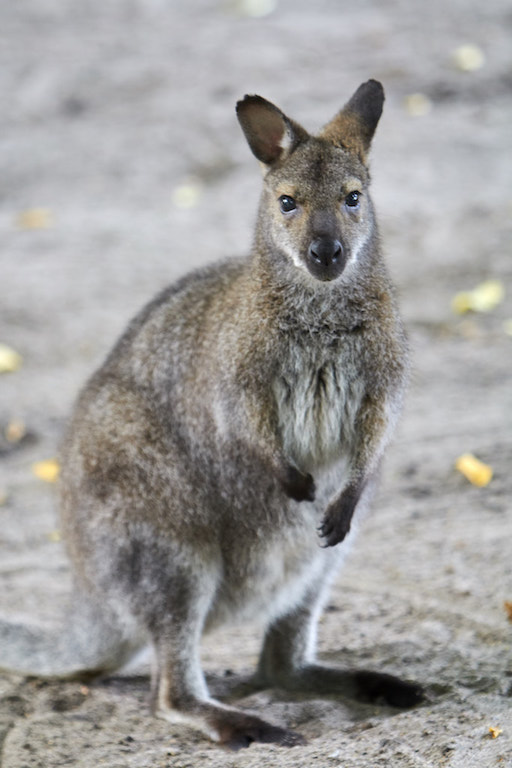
0;2;511;765
1;1;510;422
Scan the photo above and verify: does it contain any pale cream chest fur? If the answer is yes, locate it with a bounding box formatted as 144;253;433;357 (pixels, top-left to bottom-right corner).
273;346;364;471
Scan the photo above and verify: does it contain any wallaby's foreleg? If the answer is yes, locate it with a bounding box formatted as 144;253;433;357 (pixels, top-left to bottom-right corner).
256;584;423;708
255;414;316;503
318;476;370;547
238;381;315;502
320;395;398;547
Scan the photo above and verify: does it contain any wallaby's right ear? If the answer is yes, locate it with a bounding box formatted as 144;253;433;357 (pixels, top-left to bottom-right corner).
320;80;385;162
236;95;309;167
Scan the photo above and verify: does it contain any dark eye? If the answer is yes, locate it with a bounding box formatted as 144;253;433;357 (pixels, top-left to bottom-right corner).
279;195;297;213
345;191;361;208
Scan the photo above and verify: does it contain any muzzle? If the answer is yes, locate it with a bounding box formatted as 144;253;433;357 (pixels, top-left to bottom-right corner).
306;237;346;281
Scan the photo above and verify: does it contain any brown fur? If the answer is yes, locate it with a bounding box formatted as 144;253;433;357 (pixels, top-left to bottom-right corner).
0;81;422;749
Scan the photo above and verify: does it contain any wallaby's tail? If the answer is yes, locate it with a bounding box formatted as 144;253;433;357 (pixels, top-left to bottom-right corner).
0;596;143;679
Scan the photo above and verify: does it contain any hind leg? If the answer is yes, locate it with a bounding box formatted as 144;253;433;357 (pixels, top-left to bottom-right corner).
151;628;304;749
121;539;304;749
256;581;424;708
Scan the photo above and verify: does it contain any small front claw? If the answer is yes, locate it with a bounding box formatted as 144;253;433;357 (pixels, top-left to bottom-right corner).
318;481;363;547
318;510;351;547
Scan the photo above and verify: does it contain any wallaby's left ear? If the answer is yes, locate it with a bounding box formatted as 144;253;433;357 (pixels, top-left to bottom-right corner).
320;80;385;162
236;95;309;167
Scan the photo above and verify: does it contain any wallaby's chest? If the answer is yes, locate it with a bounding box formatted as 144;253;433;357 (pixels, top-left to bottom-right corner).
273;344;364;470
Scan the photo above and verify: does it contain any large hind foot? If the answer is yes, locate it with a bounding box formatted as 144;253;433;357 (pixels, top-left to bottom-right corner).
354;669;424;707
156;699;305;750
207;706;305;750
257;598;424;710
258;662;424;709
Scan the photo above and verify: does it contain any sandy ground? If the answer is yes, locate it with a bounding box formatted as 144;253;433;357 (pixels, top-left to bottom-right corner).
1;1;511;766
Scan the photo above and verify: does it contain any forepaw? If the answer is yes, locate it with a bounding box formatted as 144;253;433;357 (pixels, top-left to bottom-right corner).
281;466;316;503
318;502;353;546
319;483;362;546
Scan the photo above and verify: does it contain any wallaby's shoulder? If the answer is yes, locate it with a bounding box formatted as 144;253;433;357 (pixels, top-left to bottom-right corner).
84;256;247;382
63;255;251;444
108;256;250;359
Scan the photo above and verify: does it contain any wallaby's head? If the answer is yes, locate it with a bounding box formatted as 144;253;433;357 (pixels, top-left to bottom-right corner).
236;80;384;283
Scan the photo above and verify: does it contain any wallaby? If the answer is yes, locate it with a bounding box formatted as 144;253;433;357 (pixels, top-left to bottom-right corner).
0;80;422;749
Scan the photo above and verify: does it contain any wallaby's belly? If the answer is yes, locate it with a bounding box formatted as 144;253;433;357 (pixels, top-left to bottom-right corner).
203;456;345;630
205;513;343;631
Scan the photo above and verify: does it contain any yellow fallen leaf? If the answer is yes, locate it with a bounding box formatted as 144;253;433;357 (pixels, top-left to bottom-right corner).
404;93;432;117
451;291;474;314
233;0;277;17
455;453;493;487
17;208;54;230
453;44;486;72
452;279;505;314
470;280;505;311
171;179;203;210
0;343;23;373
488;726;502;739
47;529;62;543
32;459;60;483
504;601;512;623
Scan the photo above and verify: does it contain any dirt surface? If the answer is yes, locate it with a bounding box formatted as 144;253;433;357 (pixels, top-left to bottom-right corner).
1;1;511;766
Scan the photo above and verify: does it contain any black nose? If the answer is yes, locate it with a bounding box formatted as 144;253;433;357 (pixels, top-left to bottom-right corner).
307;238;345;281
308;238;343;266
